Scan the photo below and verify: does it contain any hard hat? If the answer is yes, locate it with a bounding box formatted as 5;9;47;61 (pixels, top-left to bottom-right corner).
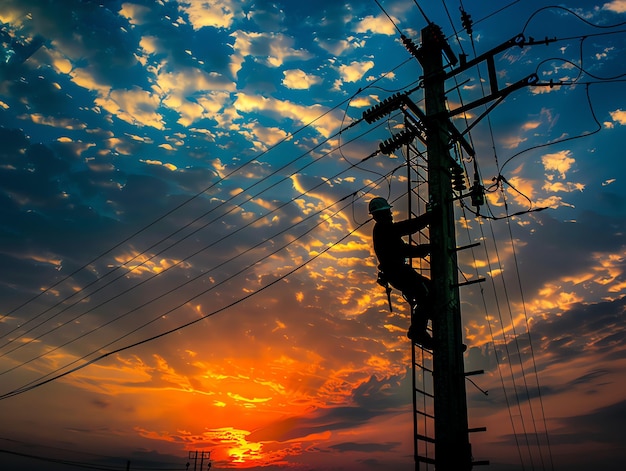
369;197;392;214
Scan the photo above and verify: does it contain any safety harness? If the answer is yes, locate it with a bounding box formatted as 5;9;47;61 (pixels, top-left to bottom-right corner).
376;270;394;312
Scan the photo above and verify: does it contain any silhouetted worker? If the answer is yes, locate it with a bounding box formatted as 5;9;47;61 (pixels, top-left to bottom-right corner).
369;197;434;349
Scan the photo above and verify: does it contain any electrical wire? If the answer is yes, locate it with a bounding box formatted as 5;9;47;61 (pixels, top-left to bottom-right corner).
0;112;387;358
0;99;340;323
0;207;372;400
0;448;185;471
438;4;624;467
0;14;436;397
0;132;403;392
445;2;580;467
499;82;602;174
0;50;413;329
4;3;622;468
522;5;626;35
0;135;391;378
0;63;425;387
1;61;422;353
446;16;533;469
501;189;556;471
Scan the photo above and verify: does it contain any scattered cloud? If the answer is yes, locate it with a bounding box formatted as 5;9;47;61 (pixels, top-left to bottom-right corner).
282;69;323;89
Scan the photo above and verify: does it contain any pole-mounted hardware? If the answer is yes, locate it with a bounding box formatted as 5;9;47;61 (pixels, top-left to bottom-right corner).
460;9;473;36
362;92;407;124
379;129;418;155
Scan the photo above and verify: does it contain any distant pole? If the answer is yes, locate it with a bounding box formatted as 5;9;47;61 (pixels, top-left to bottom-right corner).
126;460;130;471
422;23;472;471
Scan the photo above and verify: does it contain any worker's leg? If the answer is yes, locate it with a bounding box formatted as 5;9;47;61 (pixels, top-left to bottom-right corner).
389;267;434;349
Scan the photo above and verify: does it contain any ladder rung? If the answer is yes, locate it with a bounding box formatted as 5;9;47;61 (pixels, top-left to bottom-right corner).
415;387;434;398
416;409;434;420
415;362;433;374
416;433;435;444
465;369;484;376
417;455;436;464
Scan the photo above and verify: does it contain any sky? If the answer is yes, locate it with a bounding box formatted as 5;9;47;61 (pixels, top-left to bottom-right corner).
0;0;625;470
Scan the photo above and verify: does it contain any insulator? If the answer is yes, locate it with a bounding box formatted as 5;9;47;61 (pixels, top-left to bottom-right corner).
379;130;416;155
362;92;405;124
471;173;485;207
451;164;467;192
401;34;422;61
471;184;485;207
460;9;473;36
453;178;467;191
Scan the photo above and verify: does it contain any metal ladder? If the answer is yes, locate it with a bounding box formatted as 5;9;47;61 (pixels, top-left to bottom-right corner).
412;342;436;469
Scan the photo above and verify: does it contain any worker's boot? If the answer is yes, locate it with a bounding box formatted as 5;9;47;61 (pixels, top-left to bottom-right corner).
407;305;434;350
407;325;435;350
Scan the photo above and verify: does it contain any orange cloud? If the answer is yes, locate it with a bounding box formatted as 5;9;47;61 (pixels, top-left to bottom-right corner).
609;108;626;124
112;249;191;276
542;150;575;179
603;1;626;13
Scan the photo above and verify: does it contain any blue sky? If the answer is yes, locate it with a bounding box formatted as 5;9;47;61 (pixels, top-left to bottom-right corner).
0;1;625;470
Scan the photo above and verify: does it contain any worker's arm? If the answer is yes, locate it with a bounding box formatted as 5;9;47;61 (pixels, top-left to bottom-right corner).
393;212;432;236
406;243;431;259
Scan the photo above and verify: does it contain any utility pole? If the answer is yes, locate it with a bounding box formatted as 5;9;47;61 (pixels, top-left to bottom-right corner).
363;19;551;470
421;24;472;471
189;450;212;471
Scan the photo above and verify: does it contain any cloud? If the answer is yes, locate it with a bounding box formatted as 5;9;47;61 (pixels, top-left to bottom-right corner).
178;0;239;29
315;38;354;56
603;1;626;13
234;93;343;137
231;30;313;69
119;2;152;26
609;109;626;124
547;399;626;470
95;87;165;129
329;441;401;452
542;150;575;179
354;14;398;36
155;68;236;126
338;60;375;83
282;69;323;90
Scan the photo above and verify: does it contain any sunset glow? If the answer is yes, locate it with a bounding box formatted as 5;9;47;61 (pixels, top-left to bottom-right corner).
1;1;625;471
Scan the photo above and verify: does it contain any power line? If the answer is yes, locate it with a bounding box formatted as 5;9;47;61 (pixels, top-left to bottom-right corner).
0;137;391;379
1;69;417;368
0;448;185;471
0;206;372;400
0;108;377;355
0;55;412;327
0;47;421;396
522;5;626;34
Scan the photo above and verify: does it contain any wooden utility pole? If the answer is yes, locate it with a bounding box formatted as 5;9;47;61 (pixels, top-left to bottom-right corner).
421;24;472;471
